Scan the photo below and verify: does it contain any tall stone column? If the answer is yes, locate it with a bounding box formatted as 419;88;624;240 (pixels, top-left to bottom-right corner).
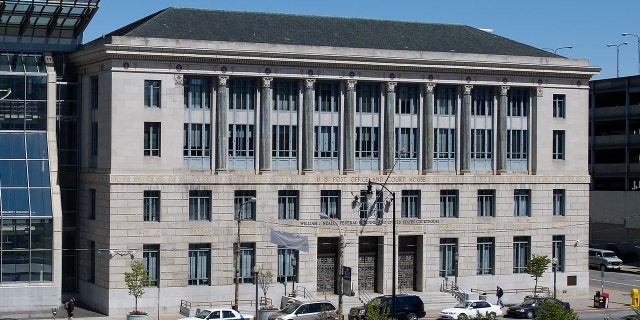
215;76;229;172
343;80;357;173
259;77;273;173
460;85;473;173
302;79;316;173
497;86;510;173
422;84;435;174
384;82;397;174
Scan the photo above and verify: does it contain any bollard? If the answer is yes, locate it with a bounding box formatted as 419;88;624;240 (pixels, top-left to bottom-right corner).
631;288;639;308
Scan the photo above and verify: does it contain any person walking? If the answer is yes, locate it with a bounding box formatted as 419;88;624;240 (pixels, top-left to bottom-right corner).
496;286;504;308
65;298;75;320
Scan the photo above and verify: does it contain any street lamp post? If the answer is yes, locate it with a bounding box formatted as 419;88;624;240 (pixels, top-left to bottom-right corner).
366;180;396;317
622;33;640;74
542;46;573;54
291;255;297;296
454;251;459;289
607;42;629;78
234;196;257;311
552;258;558;299
320;212;344;320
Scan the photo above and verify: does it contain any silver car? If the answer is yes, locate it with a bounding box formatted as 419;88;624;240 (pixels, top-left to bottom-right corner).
267;300;337;320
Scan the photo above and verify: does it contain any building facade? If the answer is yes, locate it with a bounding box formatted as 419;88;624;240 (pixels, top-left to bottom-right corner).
590;75;640;252
68;8;599;315
0;0;99;315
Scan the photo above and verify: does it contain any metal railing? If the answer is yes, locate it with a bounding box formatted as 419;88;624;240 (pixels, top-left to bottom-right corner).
440;278;466;302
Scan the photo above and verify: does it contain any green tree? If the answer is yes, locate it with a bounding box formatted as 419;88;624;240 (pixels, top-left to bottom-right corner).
535;300;579;320
524;254;551;297
355;299;392;320
124;260;152;314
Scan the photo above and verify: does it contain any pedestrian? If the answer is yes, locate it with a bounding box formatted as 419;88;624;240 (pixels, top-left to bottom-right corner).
65;298;75;320
496;286;504;308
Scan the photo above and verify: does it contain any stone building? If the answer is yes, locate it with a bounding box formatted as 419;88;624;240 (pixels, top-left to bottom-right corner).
68;8;599;315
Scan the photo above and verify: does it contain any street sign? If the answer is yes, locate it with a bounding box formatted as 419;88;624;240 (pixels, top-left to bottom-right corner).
343;266;351;281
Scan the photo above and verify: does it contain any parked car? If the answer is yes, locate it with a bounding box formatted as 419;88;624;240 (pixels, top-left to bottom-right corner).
348;294;426;320
178;308;254;320
589;248;623;271
438;300;502;320
504;297;570;319
267;300;337;320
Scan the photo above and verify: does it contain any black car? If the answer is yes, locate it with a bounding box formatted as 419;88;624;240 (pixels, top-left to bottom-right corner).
348;294;425;320
504;297;570;319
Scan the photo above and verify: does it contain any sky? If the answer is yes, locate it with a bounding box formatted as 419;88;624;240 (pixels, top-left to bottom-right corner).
83;0;640;80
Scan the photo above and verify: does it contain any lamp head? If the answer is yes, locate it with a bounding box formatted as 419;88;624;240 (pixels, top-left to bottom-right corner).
247;197;257;203
319;212;329;219
366;181;373;195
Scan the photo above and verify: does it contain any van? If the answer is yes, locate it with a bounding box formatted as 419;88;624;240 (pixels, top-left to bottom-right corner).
589;248;623;271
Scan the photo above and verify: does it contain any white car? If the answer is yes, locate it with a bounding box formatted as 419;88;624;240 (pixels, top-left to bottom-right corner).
178;308;254;320
439;300;502;320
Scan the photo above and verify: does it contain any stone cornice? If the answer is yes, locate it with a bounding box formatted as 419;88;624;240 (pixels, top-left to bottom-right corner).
71;37;601;80
81;173;591;185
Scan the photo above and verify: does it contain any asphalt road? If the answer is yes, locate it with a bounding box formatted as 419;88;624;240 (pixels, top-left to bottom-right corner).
589;269;640;296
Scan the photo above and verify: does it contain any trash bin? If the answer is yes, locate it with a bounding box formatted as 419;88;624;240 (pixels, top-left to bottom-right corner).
602;293;609;309
594;291;601;308
632;288;640;308
479;293;487;301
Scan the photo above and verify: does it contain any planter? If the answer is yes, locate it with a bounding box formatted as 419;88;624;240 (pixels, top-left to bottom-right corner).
127;314;149;320
258;309;278;320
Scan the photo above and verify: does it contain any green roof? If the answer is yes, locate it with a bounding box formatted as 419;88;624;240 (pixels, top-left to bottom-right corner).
103;8;557;58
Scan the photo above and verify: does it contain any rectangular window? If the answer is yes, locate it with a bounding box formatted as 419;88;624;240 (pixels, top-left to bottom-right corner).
396;85;419;114
514;189;531;217
90;76;99;109
508;89;529;117
235;190;257;220
91;122;98;157
144;80;161;108
272;125;297;158
507;129;528;160
477;189;495;217
359;190;383;220
320;190;341;219
315;126;339;158
89;188;96;220
513;236;531;273
189;190;211;221
144;122;161;156
238;243;255;283
188;244;210;285
277;247;298;283
89;241;95;283
184;77;211;109
434;128;456;159
143;190;160;222
553;189;565;216
278;190;299;220
143;245;160;286
315;82;340;112
471;129;492;159
356;127;379;159
396;128;418;159
356;83;380;113
553;130;565;160
229;79;256;110
477;237;495;275
439;238;457;277
228;124;254;157
184;123;211;157
435;86;457;115
552;235;565;272
401;190;420;218
440;190;458;218
273;80;298;111
553;94;565;118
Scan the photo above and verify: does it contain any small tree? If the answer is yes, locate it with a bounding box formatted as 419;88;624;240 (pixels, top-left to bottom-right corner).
355;299;392;320
124;260;152;315
535;300;579;320
258;269;274;307
524;255;551;297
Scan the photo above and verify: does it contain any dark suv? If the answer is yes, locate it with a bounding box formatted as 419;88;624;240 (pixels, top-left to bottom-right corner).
348;294;425;320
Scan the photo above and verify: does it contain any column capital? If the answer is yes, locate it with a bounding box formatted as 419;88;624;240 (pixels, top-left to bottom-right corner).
261;77;273;88
347;79;357;91
425;83;436;94
500;86;510;96
386;81;397;92
218;75;229;87
464;85;473;95
305;79;316;89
